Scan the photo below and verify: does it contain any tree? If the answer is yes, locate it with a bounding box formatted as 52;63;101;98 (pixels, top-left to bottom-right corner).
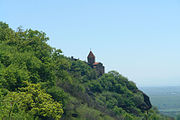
0;64;29;91
0;82;64;120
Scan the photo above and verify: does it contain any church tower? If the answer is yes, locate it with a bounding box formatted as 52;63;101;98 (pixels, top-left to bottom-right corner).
87;51;95;65
87;51;105;76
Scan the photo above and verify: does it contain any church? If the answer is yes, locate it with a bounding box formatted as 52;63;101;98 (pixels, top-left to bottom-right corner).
87;51;105;76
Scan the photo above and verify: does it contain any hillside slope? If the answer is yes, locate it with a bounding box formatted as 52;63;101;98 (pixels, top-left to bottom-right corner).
0;22;172;120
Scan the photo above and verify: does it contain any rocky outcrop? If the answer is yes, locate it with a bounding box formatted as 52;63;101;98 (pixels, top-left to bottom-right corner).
142;92;152;110
137;90;152;112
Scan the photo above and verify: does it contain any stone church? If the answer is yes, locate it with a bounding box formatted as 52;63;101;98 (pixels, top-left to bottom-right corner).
87;51;105;76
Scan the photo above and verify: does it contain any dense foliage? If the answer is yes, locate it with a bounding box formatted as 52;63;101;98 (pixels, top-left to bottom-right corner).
0;22;172;120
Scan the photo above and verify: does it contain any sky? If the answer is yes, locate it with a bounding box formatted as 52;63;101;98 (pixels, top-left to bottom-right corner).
1;0;180;87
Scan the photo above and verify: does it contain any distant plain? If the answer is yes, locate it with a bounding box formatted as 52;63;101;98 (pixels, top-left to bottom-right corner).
141;86;180;117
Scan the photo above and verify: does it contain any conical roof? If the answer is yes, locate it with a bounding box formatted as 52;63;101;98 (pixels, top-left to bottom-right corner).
88;51;95;58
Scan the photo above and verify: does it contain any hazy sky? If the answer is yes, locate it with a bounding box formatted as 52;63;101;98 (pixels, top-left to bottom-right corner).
1;0;180;87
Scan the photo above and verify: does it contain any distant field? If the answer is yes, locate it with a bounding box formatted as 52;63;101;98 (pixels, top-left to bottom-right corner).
140;86;180;117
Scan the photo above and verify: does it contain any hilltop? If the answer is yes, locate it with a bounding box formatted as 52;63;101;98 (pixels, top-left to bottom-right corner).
0;22;172;120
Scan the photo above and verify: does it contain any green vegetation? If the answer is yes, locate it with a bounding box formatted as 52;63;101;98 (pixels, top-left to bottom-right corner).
0;22;172;120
